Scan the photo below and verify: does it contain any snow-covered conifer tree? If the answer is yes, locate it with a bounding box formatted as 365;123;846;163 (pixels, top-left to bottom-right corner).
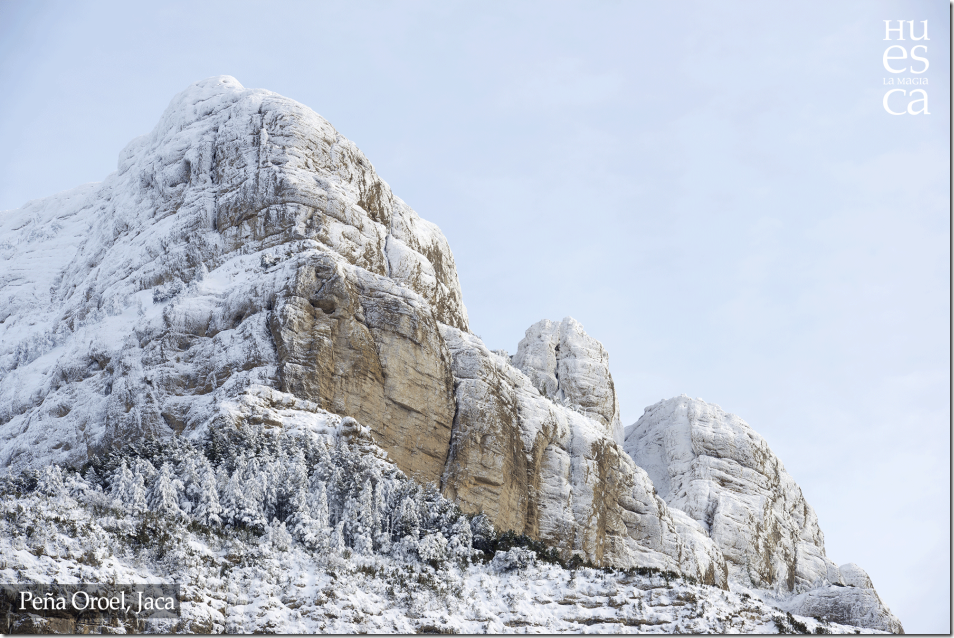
192;465;222;526
341;494;359;550
177;452;204;508
219;464;244;528
109;461;132;505
392;496;421;542
330;520;346;554
36;465;66;497
325;462;346;526
266;519;292;551
275;450;308;522
418;532;448;564
110;461;147;513
129;472;147;513
82;466;102;491
470;513;494;550
261;457;279;522
448;517;474;562
345;479;374;554
235;456;267;531
311;481;330;531
290;480;331;551
147;462;185;518
373;481;390;552
131;457;157;483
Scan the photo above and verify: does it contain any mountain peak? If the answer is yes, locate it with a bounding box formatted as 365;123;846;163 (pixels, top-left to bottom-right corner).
0;78;901;634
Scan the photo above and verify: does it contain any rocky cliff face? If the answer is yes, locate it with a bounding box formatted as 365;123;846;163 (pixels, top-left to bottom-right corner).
622;396;902;631
512;317;624;444
0;76;464;486
774;561;903;634
439;325;727;585
0;76;899;632
622;396;838;592
0;77;704;574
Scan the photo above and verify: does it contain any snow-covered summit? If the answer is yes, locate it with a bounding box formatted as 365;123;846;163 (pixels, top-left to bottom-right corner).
622;395;902;632
0;75;468;470
132;76;251;153
2;76;700;581
0;77;901;633
512;317;624;443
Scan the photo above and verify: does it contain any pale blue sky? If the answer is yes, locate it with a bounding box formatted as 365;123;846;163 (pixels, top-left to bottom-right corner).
0;0;949;631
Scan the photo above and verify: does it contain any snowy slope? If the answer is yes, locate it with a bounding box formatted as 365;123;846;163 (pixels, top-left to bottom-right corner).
1;415;884;635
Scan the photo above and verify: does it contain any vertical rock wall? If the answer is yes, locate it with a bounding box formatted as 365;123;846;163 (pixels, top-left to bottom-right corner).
268;253;457;485
512;318;623;443
440;325;727;586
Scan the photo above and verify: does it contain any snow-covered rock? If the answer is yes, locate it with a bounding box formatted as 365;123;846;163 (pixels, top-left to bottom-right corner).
622;395;901;631
623;395;838;592
0;76;463;481
0;76;900;633
838;562;875;591
781;563;904;634
441;326;727;585
267;251;457;485
773;584;904;634
513;317;623;443
0;77;715;582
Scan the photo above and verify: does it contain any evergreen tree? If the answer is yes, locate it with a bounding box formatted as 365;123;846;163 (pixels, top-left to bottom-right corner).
192;465;222;526
342;479;374;554
341;494;358;549
147;462;185;518
36;465;66;497
373;480;390;552
448;517;474;561
129;472;148;513
219;465;244;528
325;462;346;526
131;457;157;483
261;456;279;522
110;461;147;513
290;480;331;551
109;461;131;505
311;481;330;530
266;519;292;551
82;467;102;491
229;455;267;531
470;513;495;550
177;452;205;510
330;520;346;554
392;496;421;542
278;450;308;522
418;532;448;564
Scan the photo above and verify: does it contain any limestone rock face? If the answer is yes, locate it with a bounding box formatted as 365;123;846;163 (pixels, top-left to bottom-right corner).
776;584;904;634
838;563;875;590
268;252;456;484
623;396;839;592
622;396;902;632
512;318;623;443
0;76;465;478
782;563;903;634
440;325;727;586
